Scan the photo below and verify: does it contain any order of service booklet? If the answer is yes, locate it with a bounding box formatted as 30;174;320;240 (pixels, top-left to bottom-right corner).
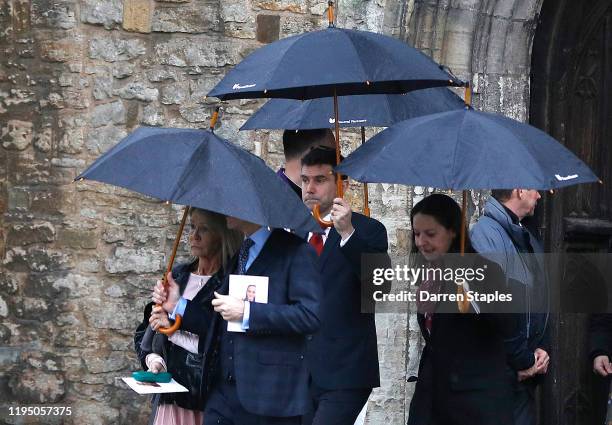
121;377;189;395
227;274;269;333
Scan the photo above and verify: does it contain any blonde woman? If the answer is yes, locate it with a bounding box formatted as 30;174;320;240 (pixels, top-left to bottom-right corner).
134;208;242;425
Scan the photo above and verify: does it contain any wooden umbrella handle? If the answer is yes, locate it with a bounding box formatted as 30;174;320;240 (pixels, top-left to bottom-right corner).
457;286;470;313
363;184;370;217
157;309;182;335
312;172;344;228
457;190;471;313
464;82;472;106
456;85;473;314
361;127;370;217
210;106;220;130
157;206;190;335
157;269;182;336
313;86;343;229
313;204;333;228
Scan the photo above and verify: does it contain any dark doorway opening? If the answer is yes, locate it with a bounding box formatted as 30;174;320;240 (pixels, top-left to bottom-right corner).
530;0;612;424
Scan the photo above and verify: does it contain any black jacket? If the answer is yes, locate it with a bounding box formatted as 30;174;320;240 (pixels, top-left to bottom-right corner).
133;260;222;410
307;212;389;390
408;255;515;425
180;229;322;417
589;314;612;362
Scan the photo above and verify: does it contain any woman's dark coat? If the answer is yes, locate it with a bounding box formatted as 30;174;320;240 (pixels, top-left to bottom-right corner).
133;261;221;411
408;255;515;425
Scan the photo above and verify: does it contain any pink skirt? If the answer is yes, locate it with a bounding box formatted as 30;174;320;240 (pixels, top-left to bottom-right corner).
153;403;203;425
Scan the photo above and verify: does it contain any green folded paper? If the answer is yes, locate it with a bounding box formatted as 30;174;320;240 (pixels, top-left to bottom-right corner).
132;371;172;383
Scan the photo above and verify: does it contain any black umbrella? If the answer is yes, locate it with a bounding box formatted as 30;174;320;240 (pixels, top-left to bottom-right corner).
77;126;319;233
76;115;319;334
207;27;462;101
241;88;465;216
240;89;465;130
336;107;599;190
208;2;464;227
337;92;600;312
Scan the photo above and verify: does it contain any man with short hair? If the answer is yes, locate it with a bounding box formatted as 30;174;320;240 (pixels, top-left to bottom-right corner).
300;146;389;425
155;215;322;425
277;129;335;198
470;189;551;425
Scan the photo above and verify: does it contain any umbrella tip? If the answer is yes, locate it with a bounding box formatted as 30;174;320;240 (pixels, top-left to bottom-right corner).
439;65;462;86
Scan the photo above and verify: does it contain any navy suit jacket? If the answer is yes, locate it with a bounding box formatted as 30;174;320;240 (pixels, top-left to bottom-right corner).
180;229;321;417
590;314;612;362
307;212;389;390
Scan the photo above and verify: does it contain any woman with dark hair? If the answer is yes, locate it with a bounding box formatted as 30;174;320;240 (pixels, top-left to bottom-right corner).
134;208;242;425
407;193;514;425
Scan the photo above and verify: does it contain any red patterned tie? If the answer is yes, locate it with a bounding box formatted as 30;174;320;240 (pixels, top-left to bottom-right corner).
309;233;324;256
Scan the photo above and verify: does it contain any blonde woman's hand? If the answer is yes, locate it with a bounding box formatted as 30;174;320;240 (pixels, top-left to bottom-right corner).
151;272;180;313
149;360;165;373
145;353;166;374
149;305;171;331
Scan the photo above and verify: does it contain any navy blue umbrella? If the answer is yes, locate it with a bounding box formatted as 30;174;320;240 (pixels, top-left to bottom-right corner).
240;88;465;130
77;124;322;335
337;105;599;316
77;126;320;233
208;4;464;227
208;27;462;101
336;108;599;190
241;88;465;217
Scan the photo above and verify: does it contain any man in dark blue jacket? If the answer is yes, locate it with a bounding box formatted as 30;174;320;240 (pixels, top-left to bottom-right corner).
470;189;551;425
299;147;389;425
156;216;322;425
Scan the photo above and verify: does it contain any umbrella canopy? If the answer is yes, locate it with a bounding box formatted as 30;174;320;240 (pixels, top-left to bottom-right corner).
207;27;463;101
240;88;465;130
77;126;320;233
336;108;599;190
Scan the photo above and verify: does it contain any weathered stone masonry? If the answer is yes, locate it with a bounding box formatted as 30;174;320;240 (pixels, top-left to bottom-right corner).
0;1;543;423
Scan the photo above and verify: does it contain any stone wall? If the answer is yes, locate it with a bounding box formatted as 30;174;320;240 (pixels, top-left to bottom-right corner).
0;0;542;424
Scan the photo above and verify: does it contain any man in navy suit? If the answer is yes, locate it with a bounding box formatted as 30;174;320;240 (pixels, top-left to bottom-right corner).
299;146;389;425
155;215;321;425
